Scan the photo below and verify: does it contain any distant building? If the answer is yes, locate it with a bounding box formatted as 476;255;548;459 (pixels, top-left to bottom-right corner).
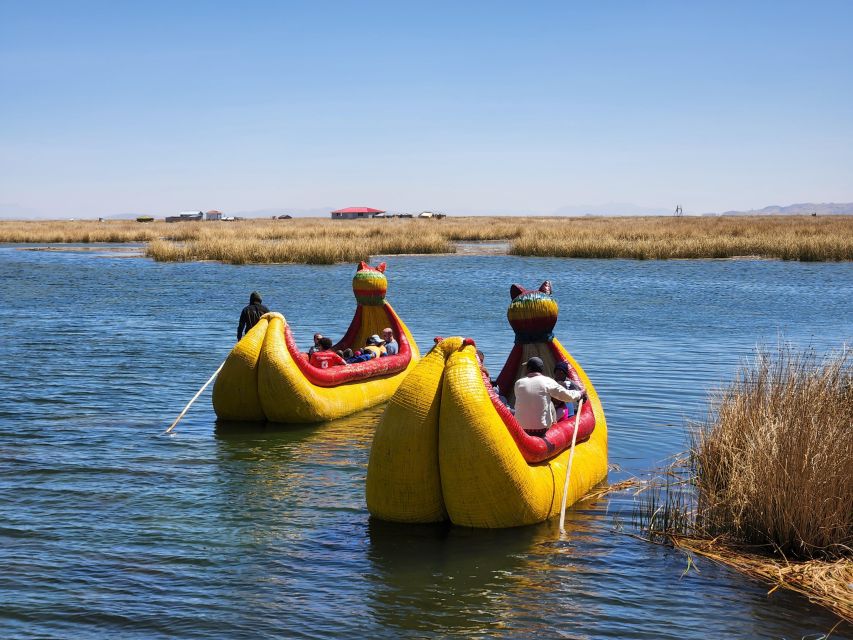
417;211;446;219
205;210;223;221
165;211;204;223
331;206;385;219
277;214;292;219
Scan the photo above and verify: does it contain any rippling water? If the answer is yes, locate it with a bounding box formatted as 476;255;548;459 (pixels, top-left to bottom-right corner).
1;245;851;639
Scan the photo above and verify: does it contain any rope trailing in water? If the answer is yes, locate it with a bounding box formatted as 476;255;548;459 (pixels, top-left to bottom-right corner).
164;361;225;434
559;398;585;533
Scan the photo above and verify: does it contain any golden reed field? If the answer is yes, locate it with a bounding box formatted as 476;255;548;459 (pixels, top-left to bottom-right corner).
1;215;851;264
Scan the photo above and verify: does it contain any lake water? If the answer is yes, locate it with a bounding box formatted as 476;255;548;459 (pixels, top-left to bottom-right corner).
1;245;851;639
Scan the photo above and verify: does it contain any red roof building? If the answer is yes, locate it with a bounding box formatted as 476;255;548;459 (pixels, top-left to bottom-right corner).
330;206;385;219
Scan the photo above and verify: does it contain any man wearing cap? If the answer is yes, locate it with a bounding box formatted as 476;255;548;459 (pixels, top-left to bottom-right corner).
513;357;585;437
237;291;270;340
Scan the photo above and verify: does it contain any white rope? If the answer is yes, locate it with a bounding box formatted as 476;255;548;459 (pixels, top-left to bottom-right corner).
559;398;585;533
164;361;225;434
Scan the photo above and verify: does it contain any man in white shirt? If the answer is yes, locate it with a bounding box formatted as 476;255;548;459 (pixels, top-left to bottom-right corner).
513;357;584;436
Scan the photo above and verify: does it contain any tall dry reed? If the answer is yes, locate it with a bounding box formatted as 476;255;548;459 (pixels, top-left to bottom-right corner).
631;345;852;619
692;345;852;559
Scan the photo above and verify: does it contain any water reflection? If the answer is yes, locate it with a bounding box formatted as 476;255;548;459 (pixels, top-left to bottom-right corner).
367;518;545;635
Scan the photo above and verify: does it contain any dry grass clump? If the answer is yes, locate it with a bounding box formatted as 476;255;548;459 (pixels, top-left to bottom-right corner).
633;345;852;620
510;216;853;261
437;218;527;241
693;345;852;559
0;219;168;243
145;221;454;265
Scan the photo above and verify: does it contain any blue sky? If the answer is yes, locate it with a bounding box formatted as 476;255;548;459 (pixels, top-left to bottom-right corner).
1;1;851;218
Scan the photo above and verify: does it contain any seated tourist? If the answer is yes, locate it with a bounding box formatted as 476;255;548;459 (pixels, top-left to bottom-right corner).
382;328;399;355
364;334;386;358
514;357;583;437
551;361;587;419
476;349;490;381
309;337;346;368
307;333;323;356
345;348;374;364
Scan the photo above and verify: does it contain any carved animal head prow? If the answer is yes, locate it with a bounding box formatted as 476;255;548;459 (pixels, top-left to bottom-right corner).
357;261;386;273
510;281;551;299
506;280;558;340
353;262;388;306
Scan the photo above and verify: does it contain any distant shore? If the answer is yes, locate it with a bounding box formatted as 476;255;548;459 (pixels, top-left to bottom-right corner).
1;216;851;264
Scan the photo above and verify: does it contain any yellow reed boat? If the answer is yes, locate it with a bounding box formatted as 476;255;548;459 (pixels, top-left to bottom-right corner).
366;281;607;528
212;262;420;423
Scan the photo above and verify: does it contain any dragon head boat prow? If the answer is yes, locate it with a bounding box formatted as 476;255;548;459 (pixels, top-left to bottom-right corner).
367;280;608;528
212;262;420;424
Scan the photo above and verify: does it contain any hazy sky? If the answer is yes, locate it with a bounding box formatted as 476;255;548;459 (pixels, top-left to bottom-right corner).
1;1;852;218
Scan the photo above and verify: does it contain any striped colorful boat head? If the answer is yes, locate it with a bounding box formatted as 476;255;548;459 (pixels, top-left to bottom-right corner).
352;261;388;306
507;281;558;343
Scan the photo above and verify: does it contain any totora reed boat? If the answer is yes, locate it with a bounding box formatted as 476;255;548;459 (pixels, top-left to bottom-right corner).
366;281;607;528
212;262;421;423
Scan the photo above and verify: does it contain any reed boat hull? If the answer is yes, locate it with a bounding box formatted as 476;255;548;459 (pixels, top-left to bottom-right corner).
366;281;607;528
212;263;421;423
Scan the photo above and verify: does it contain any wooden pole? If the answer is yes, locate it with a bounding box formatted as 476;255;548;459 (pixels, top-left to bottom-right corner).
559;398;585;533
164;361;225;434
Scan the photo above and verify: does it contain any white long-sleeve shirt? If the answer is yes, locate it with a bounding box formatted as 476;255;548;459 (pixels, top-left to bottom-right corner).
513;373;582;432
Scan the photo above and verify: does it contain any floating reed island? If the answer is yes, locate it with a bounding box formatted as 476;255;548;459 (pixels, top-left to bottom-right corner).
1;215;851;263
635;345;852;621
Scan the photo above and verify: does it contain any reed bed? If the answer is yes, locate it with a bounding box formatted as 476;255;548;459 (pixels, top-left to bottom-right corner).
633;345;853;621
145;221;454;265
2;215;852;263
509;216;853;261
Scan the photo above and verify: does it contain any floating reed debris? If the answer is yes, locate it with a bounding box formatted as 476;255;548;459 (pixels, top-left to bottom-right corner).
633;345;853;620
2;215;852;263
673;536;853;624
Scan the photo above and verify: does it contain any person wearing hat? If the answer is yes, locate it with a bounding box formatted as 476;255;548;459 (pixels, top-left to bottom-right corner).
513;356;585;437
552;361;585;420
363;334;387;358
237;291;270;340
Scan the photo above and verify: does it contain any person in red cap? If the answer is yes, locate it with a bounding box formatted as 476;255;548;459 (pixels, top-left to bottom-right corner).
513;356;585;437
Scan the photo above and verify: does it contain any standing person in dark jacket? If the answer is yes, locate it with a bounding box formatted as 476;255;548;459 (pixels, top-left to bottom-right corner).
237;291;270;340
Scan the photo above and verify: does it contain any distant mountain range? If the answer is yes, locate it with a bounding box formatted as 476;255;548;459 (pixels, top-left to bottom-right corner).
717;202;853;216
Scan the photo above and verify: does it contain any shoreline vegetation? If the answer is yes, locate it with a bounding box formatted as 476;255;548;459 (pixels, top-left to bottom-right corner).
634;345;852;623
0;216;851;264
